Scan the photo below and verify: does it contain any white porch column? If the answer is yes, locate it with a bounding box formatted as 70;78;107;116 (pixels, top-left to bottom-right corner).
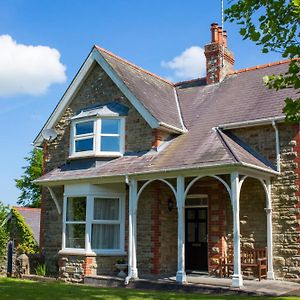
128;179;138;279
231;172;243;288
176;176;187;284
266;178;275;280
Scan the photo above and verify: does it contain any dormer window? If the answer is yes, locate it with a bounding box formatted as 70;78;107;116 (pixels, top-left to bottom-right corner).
70;103;128;158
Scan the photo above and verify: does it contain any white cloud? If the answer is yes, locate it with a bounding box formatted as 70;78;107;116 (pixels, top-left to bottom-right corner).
0;35;66;97
161;46;206;82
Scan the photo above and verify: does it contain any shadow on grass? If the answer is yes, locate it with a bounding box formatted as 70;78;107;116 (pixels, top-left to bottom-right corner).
0;278;297;300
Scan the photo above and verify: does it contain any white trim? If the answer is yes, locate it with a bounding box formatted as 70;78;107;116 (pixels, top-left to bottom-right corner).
172;87;187;132
218;116;285;130
92;50;159;129
158;121;186;134
70;116;125;158
272;120;281;173
35;162;278;186
62;192;126;255
136;178;176;202
230;172;243;288
34;47;185;147
184;175;231;199
47;187;62;215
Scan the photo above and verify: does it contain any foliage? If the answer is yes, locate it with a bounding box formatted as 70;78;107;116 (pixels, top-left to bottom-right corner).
35;263;47;276
0;201;9;258
1;277;299;300
226;0;300;121
11;207;38;254
15;148;43;208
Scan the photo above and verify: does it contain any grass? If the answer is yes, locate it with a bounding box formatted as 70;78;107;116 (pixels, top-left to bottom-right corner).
0;277;299;300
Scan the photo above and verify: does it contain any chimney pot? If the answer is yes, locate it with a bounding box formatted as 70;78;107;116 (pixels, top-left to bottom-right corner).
223;30;227;48
218;27;223;44
210;23;219;43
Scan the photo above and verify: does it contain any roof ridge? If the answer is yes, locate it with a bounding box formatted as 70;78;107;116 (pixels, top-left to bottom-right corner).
174;77;206;86
214;128;239;163
13;206;41;211
95;45;174;86
230;58;300;75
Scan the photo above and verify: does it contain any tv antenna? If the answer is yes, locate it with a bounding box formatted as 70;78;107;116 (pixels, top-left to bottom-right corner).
221;0;225;67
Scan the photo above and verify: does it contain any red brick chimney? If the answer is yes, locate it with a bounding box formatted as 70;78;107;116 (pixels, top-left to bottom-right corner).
204;23;234;84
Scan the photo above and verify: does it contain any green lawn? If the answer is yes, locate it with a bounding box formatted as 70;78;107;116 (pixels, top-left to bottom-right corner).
0;277;298;300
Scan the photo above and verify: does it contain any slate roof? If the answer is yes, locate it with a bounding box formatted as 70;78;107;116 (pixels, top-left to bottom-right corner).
96;46;185;131
36;54;298;184
14;207;41;245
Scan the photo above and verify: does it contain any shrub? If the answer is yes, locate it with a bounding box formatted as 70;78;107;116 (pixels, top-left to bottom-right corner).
35;263;46;276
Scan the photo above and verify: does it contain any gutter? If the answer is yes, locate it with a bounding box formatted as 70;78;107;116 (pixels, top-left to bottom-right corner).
34;160;278;186
159;121;187;134
219;116;285;130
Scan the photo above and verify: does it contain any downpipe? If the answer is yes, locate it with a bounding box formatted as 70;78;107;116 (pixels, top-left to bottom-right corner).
272;120;281;173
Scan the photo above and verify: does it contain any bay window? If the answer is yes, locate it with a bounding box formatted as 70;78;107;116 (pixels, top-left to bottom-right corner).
70;117;125;157
63;194;125;254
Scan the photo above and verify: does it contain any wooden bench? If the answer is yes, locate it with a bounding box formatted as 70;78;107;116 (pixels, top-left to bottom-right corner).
219;248;267;281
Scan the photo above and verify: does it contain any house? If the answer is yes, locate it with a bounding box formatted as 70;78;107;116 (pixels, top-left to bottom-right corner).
7;207;41;248
34;23;300;287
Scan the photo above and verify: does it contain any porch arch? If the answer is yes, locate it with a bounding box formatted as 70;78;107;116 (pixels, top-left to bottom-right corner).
184;175;231;200
237;175;274;280
239;175;269;199
135;178;178;276
137;178;176;203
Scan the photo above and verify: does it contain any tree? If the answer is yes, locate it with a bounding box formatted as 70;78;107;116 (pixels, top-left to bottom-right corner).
226;0;300;121
0;201;9;257
15;148;43;208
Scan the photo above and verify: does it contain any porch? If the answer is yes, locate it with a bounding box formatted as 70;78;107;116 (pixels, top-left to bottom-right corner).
84;273;300;297
126;168;275;288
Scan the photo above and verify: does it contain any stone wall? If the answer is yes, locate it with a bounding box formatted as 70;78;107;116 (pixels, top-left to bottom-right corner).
42;63;158;277
232;124;300;279
136;181;177;275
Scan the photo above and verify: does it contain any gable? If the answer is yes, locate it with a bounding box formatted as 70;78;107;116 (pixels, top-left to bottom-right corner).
34;47;185;147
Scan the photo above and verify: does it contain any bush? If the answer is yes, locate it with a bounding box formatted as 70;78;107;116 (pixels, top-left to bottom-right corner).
35;263;46;276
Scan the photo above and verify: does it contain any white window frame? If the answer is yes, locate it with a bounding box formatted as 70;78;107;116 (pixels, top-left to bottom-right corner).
63;196;87;250
62;193;125;256
69;117;125;158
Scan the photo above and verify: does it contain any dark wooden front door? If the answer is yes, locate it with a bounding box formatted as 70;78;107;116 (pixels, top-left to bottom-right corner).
185;207;208;271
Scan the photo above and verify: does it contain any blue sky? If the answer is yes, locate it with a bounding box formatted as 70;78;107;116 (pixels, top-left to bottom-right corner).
0;0;282;206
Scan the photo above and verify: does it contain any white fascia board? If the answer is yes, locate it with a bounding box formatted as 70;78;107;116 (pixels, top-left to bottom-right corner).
218;116;285;130
92;50;159;129
158;122;187;134
34;50;96;147
34;159;277;187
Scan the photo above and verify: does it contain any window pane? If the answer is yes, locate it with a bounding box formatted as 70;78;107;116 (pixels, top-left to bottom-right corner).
66;224;85;248
75;138;93;152
101;119;120;134
94;198;119;220
101;136;119;152
91;224;120;249
75;121;94;135
66;197;86;221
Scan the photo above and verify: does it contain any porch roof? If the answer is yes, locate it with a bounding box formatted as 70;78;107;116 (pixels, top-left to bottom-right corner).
36;127;276;185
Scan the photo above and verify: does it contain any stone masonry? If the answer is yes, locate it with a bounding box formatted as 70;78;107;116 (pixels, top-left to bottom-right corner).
233;124;300;280
41;63;161;277
41;60;300;281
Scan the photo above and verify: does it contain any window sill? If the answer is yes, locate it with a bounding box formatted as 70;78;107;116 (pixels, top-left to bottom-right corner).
59;249;127;257
68;153;123;160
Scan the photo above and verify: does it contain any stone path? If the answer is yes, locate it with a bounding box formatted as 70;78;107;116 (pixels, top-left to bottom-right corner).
85;274;300;297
